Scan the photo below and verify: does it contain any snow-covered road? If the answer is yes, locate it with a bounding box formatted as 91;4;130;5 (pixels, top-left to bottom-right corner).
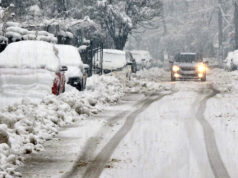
18;68;238;178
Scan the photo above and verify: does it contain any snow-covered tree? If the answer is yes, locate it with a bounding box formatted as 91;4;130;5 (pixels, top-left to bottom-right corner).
95;0;163;49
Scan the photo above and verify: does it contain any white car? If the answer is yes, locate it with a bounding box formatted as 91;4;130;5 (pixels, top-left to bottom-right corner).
95;49;127;73
55;44;88;91
131;50;152;70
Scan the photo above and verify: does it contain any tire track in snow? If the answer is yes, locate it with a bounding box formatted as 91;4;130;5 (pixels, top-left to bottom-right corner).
62;93;167;178
64;93;169;178
196;85;230;178
81;94;166;178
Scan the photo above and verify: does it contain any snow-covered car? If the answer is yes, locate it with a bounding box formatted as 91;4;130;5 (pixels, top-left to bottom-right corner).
131;50;152;70
224;51;238;71
170;53;208;81
0;41;67;106
96;49;127;73
55;44;88;91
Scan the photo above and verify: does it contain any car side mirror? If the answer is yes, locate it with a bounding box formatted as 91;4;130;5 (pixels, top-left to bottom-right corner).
60;66;68;72
169;60;174;64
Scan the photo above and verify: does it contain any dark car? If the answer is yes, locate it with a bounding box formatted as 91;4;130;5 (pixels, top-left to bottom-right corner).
170;53;208;81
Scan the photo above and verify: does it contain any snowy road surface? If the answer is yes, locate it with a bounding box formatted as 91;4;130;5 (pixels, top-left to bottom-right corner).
18;69;238;178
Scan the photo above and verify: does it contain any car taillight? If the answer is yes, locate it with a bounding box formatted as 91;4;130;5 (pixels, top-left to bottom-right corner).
52;79;58;95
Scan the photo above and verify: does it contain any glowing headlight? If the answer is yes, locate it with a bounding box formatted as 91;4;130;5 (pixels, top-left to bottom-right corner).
197;64;206;73
172;65;180;72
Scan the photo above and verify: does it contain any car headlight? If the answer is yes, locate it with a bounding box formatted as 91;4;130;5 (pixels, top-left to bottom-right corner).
172;65;180;72
197;64;206;73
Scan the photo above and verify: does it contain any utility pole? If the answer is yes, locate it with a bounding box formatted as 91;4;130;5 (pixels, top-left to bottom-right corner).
218;0;223;65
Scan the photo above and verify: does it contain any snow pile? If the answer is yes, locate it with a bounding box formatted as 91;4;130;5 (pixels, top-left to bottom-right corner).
0;73;124;177
115;67;168;94
0;68;56;107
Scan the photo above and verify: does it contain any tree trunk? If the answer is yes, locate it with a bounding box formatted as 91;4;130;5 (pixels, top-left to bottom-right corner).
218;0;223;64
235;2;238;49
113;35;128;50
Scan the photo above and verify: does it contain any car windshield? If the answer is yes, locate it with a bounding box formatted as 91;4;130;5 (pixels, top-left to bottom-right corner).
175;54;201;63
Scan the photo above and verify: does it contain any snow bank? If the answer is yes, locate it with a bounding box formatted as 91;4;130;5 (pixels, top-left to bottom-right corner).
0;73;124;177
0;41;60;72
0;67;167;177
0;68;55;106
99;49;127;71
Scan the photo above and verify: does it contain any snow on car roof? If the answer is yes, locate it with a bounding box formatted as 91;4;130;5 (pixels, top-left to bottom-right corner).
55;44;83;67
104;49;126;55
0;41;60;71
180;52;197;55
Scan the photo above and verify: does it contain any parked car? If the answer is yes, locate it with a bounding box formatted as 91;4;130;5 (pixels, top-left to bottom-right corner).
170;52;208;81
0;41;66;106
95;49;127;73
131;50;152;70
55;44;88;91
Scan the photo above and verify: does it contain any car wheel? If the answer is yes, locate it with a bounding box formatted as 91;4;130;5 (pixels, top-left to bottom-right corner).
76;83;82;91
171;73;175;81
201;74;206;82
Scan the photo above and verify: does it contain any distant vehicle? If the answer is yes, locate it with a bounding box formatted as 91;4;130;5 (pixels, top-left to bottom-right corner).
0;41;67;106
170;52;208;81
95;49;127;73
131;50;152;70
55;44;88;91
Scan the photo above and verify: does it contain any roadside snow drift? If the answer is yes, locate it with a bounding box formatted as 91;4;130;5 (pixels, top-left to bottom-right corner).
0;73;125;177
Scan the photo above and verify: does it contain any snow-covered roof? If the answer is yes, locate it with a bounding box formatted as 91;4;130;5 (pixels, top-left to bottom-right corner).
5;31;22;40
6;22;20;27
0;41;60;71
55;44;83;67
6;26;28;35
0;35;8;42
104;49;126;55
